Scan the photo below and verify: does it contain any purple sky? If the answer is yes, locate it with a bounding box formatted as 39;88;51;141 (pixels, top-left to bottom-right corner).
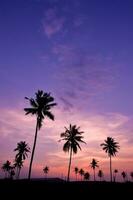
0;0;133;181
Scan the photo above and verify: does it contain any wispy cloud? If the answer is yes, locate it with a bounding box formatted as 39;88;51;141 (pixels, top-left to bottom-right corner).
42;8;65;38
51;43;118;111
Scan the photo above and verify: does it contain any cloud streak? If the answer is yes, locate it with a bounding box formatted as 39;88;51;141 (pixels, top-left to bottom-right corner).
51;43;119;111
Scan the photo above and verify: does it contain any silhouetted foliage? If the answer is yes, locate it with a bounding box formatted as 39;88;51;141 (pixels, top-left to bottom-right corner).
2;161;15;179
14;141;30;179
24;90;57;179
84;172;90;181
113;169;118;182
90;158;99;181
121;171;127;182
130;172;133;181
74;167;79;181
100;137;120;182
43;166;49;178
60;124;85;181
79;169;84;181
98;170;104;181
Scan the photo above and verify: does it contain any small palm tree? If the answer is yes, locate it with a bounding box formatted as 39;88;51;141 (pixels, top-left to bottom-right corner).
74;167;79;181
43;166;49;178
113;169;118;182
98;170;104;181
84;172;90;181
90;158;99;181
9;168;15;180
100;137;120;182
24;90;57;179
14;157;23;179
14;141;30;179
79;169;84;181
130;172;133;181
60;124;85;182
2;160;12;178
121;171;127;182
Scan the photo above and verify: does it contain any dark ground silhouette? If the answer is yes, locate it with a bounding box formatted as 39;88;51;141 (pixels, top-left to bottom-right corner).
1;179;132;199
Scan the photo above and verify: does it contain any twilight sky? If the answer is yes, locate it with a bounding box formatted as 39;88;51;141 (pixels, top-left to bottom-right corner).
0;0;133;181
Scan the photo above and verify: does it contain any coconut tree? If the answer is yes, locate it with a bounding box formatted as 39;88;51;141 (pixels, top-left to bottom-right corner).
14;157;23;179
113;169;118;182
43;166;49;178
14;141;30;179
74;167;79;181
24;90;57;180
84;172;90;181
9;168;15;180
130;172;133;181
60;124;85;182
121;171;127;182
79;168;84;181
1;160;12;178
100;137;120;182
98;170;104;181
90;158;99;181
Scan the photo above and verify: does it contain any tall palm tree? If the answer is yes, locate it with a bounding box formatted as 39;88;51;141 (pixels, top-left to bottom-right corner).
130;172;133;181
24;90;57;180
98;170;104;181
100;137;120;182
14;141;30;179
79;168;84;181
113;169;118;182
43;166;49;178
84;172;90;181
60;124;85;182
74;167;79;181
2;160;12;178
90;158;99;181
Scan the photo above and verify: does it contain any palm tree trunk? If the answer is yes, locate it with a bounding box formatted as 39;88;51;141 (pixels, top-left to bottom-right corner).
67;147;72;182
94;169;95;181
28;118;38;180
16;167;19;179
110;155;112;182
18;167;21;179
114;174;116;182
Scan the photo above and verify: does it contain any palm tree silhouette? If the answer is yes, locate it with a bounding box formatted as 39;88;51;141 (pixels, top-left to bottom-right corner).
2;160;12;178
60;124;85;182
74;167;79;181
121;171;127;182
84;172;90;181
14;141;30;179
90;158;99;181
130;172;133;181
14;157;23;179
2;161;15;179
79;168;84;181
98;170;104;181
9;168;15;180
113;169;118;182
43;166;49;178
100;137;120;182
24;90;57;180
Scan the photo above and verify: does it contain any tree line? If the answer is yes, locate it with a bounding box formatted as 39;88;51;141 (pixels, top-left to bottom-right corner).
1;90;133;182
